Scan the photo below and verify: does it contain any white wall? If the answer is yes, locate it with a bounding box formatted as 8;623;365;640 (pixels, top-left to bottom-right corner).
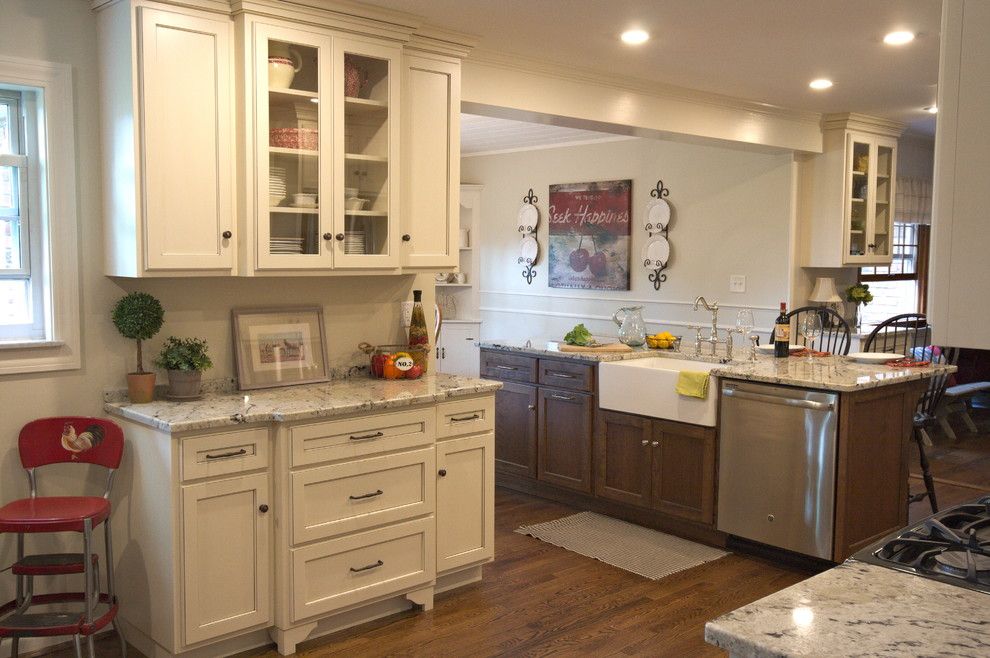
0;4;433;652
462;137;796;344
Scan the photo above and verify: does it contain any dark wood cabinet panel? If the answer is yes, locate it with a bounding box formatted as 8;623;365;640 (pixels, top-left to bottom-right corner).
538;387;593;493
493;382;538;478
594;410;653;508
538;358;595;392
833;381;923;561
652;420;716;525
481;351;538;383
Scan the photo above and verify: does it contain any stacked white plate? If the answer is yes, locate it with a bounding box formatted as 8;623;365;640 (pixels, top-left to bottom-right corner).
344;231;366;255
269;166;287;205
270;237;305;254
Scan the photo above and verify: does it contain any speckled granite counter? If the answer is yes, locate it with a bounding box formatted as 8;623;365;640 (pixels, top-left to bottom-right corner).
104;373;501;433
705;561;990;657
480;339;955;391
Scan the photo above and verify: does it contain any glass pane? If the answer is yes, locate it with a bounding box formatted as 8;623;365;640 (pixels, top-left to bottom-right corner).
343;53;389;256
267;40;321;258
0;279;30;325
0;164;17;213
0;165;21;271
0;103;11;154
860;279;919;326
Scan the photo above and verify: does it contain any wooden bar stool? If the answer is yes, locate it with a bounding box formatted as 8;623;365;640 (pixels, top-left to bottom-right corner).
0;417;126;658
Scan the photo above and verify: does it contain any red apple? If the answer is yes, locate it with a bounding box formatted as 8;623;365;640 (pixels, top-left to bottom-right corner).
589;252;607;277
405;364;424;379
569;248;590;272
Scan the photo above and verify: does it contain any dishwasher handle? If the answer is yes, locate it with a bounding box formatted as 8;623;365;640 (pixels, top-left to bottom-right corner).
723;387;834;411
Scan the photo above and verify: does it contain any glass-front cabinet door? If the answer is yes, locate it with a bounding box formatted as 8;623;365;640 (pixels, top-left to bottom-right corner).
332;38;400;268
254;24;333;270
844;132;894;265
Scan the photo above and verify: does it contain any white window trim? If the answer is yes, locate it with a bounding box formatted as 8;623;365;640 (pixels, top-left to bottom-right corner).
0;55;80;374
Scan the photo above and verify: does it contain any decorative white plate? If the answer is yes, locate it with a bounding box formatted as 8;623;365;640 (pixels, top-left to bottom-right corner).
847;352;904;364
641;236;670;268
756;344;804;354
518;235;539;264
517;204;539;234
644;198;670;233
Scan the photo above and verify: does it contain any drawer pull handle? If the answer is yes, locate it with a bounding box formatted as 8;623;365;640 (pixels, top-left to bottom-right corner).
451;414;480;422
349;489;384;500
204;448;247;460
493;365;518;371
549;372;577;379
550;394;575;401
349;431;385;441
350;560;384;573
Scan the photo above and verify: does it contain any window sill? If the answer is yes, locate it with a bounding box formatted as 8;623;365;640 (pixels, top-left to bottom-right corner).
0;339;65;350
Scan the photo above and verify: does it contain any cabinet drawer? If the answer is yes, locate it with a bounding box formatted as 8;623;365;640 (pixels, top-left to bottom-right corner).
480;351;537;383
290;517;435;622
290;408;435;467
291;447;435;544
437;396;495;439
181;428;270;482
538;359;595;392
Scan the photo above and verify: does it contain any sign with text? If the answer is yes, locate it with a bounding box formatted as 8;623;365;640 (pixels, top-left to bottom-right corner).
548;179;631;290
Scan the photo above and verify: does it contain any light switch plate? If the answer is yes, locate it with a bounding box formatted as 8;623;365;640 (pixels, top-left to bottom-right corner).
729;275;746;293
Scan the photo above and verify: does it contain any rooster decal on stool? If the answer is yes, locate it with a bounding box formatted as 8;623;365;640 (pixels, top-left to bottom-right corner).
60;422;105;459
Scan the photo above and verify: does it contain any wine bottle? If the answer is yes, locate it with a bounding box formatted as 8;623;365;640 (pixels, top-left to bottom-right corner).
774;302;790;358
408;289;430;373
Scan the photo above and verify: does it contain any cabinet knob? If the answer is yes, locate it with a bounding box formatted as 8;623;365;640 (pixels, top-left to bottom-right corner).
259;504;269;513
336;233;345;241
641;440;649;446
528;404;536;411
438;469;447;477
402;234;411;242
323;232;332;240
222;230;232;239
651;441;659;447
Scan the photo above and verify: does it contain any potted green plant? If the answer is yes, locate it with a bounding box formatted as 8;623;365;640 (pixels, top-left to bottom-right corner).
112;292;165;403
154;337;213;399
845;283;874;331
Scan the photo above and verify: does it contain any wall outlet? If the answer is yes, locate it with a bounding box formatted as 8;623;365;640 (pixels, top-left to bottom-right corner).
729;275;746;293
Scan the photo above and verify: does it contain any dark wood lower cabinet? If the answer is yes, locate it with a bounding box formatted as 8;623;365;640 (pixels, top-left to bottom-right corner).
493;381;538;478
539;387;593;493
595;410;717;526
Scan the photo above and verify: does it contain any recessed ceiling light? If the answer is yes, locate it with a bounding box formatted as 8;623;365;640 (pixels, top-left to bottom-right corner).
924;105;938;114
620;29;649;45
809;78;833;90
883;31;915;46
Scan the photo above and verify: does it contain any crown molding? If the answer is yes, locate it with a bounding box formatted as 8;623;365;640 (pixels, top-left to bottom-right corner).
466;48;822;127
821;112;906;137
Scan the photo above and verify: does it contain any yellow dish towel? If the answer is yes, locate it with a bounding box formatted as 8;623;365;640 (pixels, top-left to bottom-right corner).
676;371;710;399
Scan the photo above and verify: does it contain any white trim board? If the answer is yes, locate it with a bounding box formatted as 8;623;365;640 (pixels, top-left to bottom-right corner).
479;289;777;312
461;135;637;158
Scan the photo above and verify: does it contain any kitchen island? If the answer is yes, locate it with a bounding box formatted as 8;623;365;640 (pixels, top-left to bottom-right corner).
705;560;990;657
479;339;956;561
103;373;500;658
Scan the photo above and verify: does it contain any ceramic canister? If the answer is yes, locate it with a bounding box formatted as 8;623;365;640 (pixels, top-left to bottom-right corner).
268;57;296;89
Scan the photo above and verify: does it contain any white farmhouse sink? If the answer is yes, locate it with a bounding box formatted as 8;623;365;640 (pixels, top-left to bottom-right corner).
598;358;720;426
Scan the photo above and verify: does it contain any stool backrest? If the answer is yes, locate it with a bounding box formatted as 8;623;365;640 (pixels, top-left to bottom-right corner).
19;417;124;471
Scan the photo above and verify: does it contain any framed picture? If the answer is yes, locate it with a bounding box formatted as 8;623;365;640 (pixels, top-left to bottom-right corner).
548;179;632;291
231;306;329;390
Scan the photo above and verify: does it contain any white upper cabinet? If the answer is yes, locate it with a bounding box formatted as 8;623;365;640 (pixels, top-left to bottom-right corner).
401;54;461;269
801;114;903;268
99;2;236;276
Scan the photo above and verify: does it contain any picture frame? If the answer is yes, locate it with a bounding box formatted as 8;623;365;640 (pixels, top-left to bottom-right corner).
231;306;330;390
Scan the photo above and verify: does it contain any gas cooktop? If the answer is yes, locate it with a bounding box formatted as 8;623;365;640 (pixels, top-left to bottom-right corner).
852;496;990;594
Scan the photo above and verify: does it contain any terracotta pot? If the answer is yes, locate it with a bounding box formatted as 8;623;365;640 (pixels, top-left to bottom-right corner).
127;372;156;404
166;370;203;398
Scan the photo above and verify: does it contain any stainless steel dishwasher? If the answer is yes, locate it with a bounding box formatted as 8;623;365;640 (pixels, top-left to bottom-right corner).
717;380;838;559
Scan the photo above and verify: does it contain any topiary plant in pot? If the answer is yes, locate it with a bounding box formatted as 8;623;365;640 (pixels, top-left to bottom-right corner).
154;337;213;399
112;292;165;403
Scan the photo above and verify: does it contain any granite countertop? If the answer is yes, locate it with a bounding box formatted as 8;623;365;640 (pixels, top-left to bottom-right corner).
104;373;501;433
705;561;990;657
479;338;955;391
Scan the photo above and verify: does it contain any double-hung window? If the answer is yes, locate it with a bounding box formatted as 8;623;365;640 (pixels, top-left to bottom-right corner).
0;56;80;374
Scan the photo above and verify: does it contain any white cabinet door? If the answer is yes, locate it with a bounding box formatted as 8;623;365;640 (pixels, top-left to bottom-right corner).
436;433;494;573
438;323;480;377
182;473;271;645
138;7;235;271
401;55;460;268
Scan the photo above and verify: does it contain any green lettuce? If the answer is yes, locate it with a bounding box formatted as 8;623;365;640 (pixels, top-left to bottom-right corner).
563;323;594;346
